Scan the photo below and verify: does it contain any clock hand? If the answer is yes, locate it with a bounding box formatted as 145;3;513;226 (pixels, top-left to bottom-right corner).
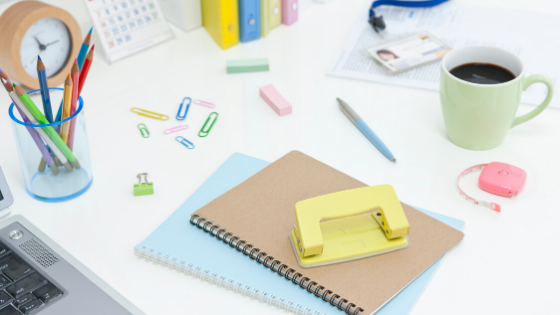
34;36;46;51
45;39;60;47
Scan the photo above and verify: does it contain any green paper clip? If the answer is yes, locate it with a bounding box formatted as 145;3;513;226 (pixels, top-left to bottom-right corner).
199;112;218;137
134;173;154;196
138;124;150;138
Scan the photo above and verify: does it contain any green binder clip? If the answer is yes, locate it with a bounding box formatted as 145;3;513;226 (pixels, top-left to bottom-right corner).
134;173;154;196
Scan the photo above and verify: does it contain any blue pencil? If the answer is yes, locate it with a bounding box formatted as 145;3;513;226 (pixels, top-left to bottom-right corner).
337;98;396;162
55;27;92;129
37;56;53;123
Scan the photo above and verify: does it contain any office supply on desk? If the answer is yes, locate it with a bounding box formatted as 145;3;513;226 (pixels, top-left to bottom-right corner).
193;99;216;108
0;214;145;314
130;108;170;120
190;151;464;315
37;57;53;124
135;152;465;315
4;83;73;173
199;112;218;137
0;1;81;89
368;0;447;33
458;162;526;212
441;46;554;150
330;3;560;109
290;185;409;268
281;0;298;26
226;58;269;74
176;97;191;120
259;84;292;116
67;63;79;150
8;87;93;202
60;75;73;144
175;136;195;149
164;125;189;134
134;173;154;196
260;0;281;37
138;123;150;138
337;98;395;162
239;0;261;42
159;0;202;32
78;45;95;93
201;0;239;50
0;166;14;217
367;33;450;73
84;0;173;64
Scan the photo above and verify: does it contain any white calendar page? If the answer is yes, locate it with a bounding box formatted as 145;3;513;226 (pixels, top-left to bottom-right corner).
84;0;174;63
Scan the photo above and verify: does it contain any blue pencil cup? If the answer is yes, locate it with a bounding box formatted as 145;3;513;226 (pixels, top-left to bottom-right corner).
9;88;93;202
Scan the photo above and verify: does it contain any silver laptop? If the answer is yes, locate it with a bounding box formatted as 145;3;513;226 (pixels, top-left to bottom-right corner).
0;166;145;315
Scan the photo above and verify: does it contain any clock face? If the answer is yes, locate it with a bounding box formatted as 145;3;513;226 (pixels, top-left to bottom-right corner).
20;18;72;79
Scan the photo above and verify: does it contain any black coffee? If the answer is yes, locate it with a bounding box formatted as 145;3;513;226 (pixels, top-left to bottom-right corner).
450;63;516;84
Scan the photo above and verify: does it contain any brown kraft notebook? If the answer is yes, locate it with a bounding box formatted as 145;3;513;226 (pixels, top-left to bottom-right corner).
190;151;464;315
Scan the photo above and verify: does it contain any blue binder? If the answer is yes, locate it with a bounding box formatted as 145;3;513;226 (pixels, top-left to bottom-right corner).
239;0;261;42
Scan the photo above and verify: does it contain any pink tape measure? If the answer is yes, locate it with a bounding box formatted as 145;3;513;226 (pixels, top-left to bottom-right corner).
457;162;527;212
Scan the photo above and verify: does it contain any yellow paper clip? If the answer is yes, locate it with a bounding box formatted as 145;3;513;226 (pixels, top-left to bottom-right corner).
130;107;169;121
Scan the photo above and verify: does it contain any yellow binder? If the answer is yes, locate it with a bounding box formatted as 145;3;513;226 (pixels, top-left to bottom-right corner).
290;185;410;268
202;0;239;50
261;0;282;37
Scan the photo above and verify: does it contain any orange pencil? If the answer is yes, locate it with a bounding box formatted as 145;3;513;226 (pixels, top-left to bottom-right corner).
68;61;79;150
61;74;73;143
78;45;94;95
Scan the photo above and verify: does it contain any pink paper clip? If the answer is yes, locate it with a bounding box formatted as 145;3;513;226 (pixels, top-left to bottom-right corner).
164;125;189;134
193;99;216;108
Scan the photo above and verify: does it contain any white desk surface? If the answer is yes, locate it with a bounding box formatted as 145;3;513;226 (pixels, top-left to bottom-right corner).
1;0;559;314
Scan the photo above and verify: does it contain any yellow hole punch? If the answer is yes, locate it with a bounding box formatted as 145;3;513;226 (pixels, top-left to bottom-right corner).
289;185;410;268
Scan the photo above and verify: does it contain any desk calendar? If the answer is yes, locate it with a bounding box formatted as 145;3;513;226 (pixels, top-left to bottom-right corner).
84;0;173;63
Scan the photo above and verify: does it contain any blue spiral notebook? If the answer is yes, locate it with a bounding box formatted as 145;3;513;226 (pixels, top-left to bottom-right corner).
135;153;465;315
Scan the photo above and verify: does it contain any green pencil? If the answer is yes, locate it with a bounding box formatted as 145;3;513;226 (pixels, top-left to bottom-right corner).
15;85;81;169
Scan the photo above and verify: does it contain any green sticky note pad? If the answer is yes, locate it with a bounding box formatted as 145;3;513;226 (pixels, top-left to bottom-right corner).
226;59;270;74
134;183;154;196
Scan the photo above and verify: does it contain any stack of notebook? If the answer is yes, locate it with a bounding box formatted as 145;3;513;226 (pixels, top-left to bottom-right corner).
135;151;464;314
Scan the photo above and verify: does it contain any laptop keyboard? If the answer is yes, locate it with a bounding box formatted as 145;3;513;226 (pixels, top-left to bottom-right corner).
0;244;62;314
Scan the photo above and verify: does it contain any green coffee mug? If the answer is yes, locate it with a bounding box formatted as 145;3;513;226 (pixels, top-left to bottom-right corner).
440;46;554;150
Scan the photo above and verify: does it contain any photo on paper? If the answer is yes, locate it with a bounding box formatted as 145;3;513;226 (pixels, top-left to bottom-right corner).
367;33;450;73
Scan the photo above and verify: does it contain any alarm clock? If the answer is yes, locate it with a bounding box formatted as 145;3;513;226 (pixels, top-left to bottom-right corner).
0;0;81;89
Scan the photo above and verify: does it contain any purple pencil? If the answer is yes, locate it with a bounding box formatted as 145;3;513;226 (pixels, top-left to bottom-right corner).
0;73;58;175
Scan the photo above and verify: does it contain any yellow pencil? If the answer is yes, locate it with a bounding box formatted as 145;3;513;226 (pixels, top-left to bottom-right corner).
61;74;73;143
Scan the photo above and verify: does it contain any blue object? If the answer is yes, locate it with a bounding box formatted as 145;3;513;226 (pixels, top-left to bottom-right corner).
239;0;261;43
337;98;396;162
37;56;53;124
135;153;465;314
368;0;449;32
356;118;396;162
176;97;191;120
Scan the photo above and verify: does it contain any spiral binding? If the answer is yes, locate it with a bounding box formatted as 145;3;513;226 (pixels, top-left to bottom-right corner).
134;247;326;315
189;214;365;315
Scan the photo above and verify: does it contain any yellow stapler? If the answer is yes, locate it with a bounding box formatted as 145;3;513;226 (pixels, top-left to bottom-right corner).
289;185;410;268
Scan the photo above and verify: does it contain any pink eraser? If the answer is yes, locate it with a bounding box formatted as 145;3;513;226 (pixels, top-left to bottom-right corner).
259;84;292;116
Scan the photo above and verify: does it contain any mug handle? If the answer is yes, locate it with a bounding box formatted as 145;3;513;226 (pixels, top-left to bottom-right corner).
511;74;554;128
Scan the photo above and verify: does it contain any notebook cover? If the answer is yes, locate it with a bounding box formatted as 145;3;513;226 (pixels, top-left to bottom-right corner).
193;151;465;314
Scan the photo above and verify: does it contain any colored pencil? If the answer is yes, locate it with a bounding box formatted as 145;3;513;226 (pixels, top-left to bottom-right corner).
55;29;92;127
37;56;53;123
61;74;73;144
68;61;79;150
14;84;80;170
78;45;94;94
1;79;58;175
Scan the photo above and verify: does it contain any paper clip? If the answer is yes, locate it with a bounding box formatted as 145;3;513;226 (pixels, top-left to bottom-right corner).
199;112;218;137
138;123;150;138
193;99;216;108
176;136;195;149
131;107;169;120
176;97;191;120
164;125;189;134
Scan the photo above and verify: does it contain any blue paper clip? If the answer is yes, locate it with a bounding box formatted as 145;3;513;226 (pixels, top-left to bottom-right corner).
176;97;192;121
175;136;195;149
